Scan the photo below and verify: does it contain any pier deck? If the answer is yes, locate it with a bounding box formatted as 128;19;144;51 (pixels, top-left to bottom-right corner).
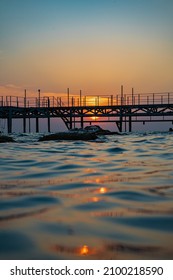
0;91;173;133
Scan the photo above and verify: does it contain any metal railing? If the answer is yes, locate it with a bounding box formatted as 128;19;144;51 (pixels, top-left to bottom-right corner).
0;92;173;108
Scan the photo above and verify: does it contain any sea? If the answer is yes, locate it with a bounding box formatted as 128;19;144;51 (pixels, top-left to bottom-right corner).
0;131;173;260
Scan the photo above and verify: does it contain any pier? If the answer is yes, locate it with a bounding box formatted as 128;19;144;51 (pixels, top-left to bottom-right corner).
0;88;173;133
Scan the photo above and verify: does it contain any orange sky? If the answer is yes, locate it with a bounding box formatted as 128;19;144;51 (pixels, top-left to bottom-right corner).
0;0;173;98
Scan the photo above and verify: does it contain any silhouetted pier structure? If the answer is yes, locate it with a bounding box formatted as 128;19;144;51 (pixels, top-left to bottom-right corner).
0;88;173;133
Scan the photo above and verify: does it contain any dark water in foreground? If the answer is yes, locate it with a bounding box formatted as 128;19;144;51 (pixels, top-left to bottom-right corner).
0;132;173;260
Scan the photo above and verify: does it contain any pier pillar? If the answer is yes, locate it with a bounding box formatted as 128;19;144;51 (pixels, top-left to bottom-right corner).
81;117;84;129
48;117;50;132
81;109;84;128
47;98;51;132
29;117;31;133
129;116;132;132
69;108;73;129
36;118;39;133
7;108;12;133
69;118;72;130
23;117;26;133
7;116;12;133
129;108;132;132
116;120;122;132
119;117;122;132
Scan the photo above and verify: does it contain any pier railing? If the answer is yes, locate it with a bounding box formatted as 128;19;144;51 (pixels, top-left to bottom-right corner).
0;92;173;108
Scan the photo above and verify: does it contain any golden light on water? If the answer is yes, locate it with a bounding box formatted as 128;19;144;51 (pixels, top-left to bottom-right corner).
91;196;100;202
99;187;107;194
79;245;89;255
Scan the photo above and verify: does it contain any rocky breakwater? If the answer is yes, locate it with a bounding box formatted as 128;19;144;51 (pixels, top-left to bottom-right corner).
0;135;15;143
38;131;98;142
84;125;121;135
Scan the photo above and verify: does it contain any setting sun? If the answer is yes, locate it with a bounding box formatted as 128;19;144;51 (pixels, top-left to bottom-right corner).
91;116;99;121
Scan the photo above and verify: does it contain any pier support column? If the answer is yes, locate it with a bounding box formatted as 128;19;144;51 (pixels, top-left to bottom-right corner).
81;109;84;129
7;116;12;134
119;116;122;132
29;117;31;133
48;117;50;133
69;118;72;130
129;116;132;132
129;108;132;132
69;108;73;130
23;117;26;133
36;117;39;133
7;108;12;133
81;117;84;129
116;119;122;132
47;98;50;132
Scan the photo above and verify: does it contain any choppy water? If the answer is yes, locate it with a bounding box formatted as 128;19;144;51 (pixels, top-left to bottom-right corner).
0;132;173;260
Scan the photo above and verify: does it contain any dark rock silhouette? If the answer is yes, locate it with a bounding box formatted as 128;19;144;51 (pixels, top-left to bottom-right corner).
0;135;15;143
39;132;98;141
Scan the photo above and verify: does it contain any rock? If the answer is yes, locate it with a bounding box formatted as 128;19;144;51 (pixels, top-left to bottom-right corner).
84;125;121;135
38;132;98;141
0;135;15;143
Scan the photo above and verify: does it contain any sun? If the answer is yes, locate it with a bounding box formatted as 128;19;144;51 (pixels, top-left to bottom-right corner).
91;116;99;121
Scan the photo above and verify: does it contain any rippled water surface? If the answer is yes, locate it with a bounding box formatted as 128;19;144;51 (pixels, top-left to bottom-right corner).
0;132;173;259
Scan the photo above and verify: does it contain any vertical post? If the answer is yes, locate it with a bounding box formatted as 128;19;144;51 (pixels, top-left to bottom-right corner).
132;88;134;105
38;89;41;107
36;86;39;132
121;85;123;105
47;97;50;132
168;92;170;104
28;110;31;133
116;95;118;105
80;104;84;128
80;90;82;106
67;88;70;107
24;89;26;108
7;108;12;133
23;117;26;133
69;108;73;130
84;96;86;106
23;89;27;133
129;115;132;132
138;94;140;105
153;93;155;104
111;95;113;106
48;115;50;133
36;117;39;133
124;94;126;105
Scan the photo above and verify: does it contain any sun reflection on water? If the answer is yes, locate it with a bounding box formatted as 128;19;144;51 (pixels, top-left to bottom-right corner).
79;245;89;255
99;187;107;194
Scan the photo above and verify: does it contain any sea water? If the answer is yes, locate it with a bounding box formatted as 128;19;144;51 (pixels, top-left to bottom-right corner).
0;132;173;260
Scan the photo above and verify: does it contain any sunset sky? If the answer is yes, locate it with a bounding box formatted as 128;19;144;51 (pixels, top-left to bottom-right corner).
0;0;173;97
